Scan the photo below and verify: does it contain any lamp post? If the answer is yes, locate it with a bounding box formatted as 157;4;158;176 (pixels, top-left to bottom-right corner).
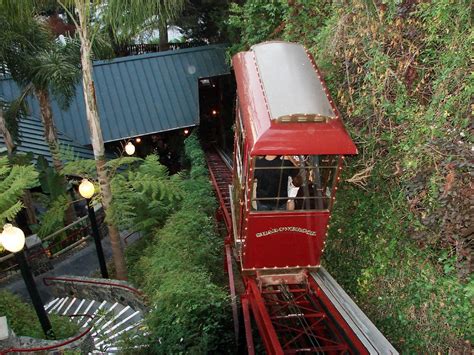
0;224;54;338
79;179;109;278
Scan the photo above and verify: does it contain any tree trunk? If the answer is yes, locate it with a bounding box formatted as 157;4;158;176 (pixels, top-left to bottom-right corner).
159;20;169;52
22;190;37;225
36;89;63;173
36;88;76;226
76;0;127;280
0;109;15;156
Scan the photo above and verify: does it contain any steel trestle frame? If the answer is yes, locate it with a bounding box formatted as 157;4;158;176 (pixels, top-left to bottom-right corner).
245;278;359;354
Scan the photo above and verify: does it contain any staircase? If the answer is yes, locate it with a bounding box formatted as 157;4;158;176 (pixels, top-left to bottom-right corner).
45;296;145;353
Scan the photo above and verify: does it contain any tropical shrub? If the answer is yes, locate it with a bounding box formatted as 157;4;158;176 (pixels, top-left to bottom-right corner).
126;134;232;353
63;154;180;236
108;155;183;236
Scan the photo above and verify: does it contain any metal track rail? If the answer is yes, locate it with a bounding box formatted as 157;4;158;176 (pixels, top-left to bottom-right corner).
205;148;233;233
205;148;241;344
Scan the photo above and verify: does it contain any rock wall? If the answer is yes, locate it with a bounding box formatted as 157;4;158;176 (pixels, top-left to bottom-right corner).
44;275;148;313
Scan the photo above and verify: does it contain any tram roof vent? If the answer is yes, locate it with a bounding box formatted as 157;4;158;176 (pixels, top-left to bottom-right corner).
251;42;336;123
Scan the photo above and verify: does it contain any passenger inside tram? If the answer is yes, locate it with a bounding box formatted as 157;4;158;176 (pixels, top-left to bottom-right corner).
252;155;338;211
253;155;299;211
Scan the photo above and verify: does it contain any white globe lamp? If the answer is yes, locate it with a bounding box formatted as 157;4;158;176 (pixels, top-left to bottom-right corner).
1;224;54;337
1;224;26;253
79;179;95;199
125;141;135;155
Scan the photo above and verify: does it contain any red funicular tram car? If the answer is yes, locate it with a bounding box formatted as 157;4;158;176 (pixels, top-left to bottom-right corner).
224;42;398;354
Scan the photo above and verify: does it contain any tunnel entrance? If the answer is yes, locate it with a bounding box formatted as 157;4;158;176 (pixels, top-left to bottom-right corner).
198;74;235;155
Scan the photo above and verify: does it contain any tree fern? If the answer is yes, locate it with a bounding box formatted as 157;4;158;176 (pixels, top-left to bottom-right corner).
108;155;182;235
36;194;68;239
63;156;141;179
0;157;39;225
104;156;141;178
62;158;97;178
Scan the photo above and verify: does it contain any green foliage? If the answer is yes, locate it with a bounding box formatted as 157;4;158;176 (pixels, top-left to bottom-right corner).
1;96;28;141
175;0;232;44
226;0;472;352
126;134;232;353
227;0;289;54
0;290;79;339
147;271;230;354
62;156;142;180
28;36;81;109
104;156;142;177
0;157;39;225
326;183;473;351
104;0;186;46
36;156;66;199
109;155;182;235
0;7;81;110
36;194;68;239
62;159;97;179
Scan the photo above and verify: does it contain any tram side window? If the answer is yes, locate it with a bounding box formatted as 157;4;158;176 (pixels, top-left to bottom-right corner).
251;155;339;211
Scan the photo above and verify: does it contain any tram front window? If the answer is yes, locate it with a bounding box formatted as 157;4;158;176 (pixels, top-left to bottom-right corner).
252;155;339;211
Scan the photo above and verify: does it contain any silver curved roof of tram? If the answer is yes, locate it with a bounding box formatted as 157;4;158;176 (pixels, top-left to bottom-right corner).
251;41;336;122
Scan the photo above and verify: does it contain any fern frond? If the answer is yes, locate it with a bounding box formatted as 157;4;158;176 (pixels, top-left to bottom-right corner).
59;144;81;162
107;154;181;234
63;159;97;178
0;201;24;224
104;156;142;177
0;163;39;225
37;194;68;238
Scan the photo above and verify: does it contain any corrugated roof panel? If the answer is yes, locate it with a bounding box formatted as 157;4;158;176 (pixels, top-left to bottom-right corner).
151;58;175;129
0;45;229;145
0;115;95;164
127;61;148;132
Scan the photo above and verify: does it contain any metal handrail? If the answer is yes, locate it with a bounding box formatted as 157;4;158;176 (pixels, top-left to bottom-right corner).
42;276;144;297
2;314;94;354
41;215;88;243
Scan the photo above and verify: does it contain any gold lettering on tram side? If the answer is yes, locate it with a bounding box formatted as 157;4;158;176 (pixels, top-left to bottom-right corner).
255;227;317;238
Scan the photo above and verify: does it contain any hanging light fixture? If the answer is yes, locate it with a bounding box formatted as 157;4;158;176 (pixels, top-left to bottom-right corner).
125;141;135;155
135;137;142;143
79;179;95;199
184;129;189;135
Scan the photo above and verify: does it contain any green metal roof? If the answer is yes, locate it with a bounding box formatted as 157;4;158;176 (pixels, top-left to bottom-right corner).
0;45;229;145
0;115;95;164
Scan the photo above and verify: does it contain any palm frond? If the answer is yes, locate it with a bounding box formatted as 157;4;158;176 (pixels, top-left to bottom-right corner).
104;0;186;45
27;39;81;109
